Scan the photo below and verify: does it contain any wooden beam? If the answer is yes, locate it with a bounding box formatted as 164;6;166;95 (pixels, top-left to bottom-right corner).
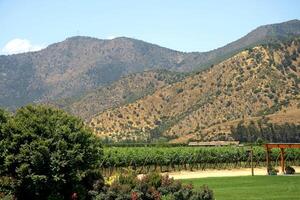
264;143;300;174
265;143;300;149
250;145;254;176
266;147;270;174
280;148;285;174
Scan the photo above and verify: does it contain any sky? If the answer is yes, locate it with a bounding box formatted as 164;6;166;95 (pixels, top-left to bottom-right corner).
1;0;300;54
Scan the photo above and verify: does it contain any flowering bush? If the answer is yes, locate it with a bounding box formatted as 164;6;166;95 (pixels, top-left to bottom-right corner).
90;172;214;200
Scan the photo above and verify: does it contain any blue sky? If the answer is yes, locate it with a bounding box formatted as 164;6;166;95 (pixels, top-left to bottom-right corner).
1;0;300;54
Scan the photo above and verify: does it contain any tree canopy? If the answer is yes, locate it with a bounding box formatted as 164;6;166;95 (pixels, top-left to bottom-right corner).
0;105;103;200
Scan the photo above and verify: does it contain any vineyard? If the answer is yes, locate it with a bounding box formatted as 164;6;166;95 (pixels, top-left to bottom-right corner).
101;146;300;175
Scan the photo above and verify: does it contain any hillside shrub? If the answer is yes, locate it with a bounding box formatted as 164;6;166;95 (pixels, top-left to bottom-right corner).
176;88;184;94
282;55;292;68
253;88;261;94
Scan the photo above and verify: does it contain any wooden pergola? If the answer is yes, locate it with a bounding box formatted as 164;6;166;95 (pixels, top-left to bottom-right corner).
265;143;300;174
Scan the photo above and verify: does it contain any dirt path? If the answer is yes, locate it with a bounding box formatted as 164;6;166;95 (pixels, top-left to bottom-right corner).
163;166;300;179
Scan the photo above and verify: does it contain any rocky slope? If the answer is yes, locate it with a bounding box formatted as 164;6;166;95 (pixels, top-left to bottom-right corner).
89;38;300;142
52;70;186;120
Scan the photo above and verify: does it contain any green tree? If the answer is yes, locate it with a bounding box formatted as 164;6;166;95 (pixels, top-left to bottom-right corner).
0;109;10;170
0;105;103;200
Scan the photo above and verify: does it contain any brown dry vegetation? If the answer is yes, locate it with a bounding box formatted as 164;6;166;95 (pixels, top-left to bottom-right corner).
89;39;300;142
53;70;186;120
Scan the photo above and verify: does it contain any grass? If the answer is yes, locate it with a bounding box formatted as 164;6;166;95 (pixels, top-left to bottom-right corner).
182;176;300;200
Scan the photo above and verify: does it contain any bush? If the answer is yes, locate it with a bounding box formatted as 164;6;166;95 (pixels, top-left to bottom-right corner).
253;88;261;94
0;176;16;197
92;172;214;200
0;105;103;200
285;166;295;174
267;167;279;175
0;193;14;200
176;88;184;94
190;185;214;200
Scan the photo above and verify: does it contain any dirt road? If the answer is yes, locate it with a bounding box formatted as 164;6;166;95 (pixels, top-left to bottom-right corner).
163;166;300;179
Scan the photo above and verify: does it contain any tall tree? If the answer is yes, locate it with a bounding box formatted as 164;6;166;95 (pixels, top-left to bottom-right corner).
0;105;103;200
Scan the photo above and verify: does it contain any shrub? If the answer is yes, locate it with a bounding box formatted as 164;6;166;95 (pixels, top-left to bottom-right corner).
176;88;184;94
267;93;274;99
267;167;279;175
285;166;295;174
93;172;214;200
190;185;214;200
253;88;261;94
282;55;292;68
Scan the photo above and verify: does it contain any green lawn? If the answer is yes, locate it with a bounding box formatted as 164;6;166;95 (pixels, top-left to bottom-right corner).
182;176;300;200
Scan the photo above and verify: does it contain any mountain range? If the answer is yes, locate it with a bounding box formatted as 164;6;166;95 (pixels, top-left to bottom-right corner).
1;19;300;110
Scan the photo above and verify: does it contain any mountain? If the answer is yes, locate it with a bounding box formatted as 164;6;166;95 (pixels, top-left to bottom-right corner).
0;20;300;109
51;70;186;120
0;36;186;109
89;38;300;142
181;19;300;71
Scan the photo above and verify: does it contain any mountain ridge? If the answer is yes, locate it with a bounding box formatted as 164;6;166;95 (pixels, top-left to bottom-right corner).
1;19;300;109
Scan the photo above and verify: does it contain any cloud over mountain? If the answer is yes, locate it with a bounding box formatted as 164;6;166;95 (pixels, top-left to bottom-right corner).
2;38;44;55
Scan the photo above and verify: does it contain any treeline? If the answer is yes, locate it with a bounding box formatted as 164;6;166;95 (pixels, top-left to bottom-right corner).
231;118;300;143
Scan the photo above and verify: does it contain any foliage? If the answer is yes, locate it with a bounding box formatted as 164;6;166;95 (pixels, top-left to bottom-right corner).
0;105;103;200
267;166;278;175
176;88;184;94
231;119;300;143
285;166;295;174
101;146;300;172
92;172;214;200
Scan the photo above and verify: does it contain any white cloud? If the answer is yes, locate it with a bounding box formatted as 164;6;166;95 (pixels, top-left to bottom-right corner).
107;35;117;40
2;38;45;55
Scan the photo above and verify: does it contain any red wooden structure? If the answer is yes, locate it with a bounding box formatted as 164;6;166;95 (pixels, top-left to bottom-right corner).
265;143;300;173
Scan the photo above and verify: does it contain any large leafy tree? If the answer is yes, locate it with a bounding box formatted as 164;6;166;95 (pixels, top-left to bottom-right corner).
0;105;103;200
0;109;10;175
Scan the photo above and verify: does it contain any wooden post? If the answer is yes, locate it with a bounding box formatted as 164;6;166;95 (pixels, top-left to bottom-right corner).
266;146;270;174
251;145;254;176
280;148;285;174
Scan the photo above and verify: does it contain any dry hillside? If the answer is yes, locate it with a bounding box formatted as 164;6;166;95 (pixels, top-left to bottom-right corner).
89;39;300;142
52;70;186;120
